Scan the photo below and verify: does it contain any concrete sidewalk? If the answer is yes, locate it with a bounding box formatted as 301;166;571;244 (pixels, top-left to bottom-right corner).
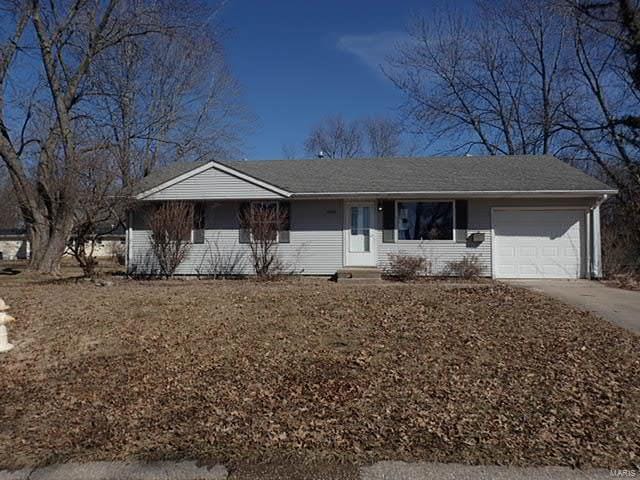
0;460;621;480
507;279;640;334
0;460;227;480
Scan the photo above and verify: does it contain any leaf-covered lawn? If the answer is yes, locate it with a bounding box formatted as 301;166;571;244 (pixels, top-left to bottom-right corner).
0;275;638;470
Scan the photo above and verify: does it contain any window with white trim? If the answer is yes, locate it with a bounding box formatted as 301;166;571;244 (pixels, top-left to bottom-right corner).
397;201;454;241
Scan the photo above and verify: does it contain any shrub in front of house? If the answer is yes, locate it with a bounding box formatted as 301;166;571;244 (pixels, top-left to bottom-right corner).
444;254;483;279
384;253;430;281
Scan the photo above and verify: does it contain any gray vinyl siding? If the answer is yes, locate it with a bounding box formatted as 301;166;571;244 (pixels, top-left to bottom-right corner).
376;200;491;275
376;197;597;277
129;196;599;277
129;200;343;276
145;166;284;200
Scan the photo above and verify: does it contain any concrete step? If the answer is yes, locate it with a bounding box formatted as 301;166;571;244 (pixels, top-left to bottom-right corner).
336;277;385;285
335;267;382;282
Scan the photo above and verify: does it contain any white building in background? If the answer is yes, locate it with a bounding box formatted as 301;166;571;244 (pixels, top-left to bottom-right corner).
0;228;126;261
0;229;30;261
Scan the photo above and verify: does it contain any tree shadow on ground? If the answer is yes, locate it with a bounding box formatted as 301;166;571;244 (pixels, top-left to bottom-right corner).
0;266;21;275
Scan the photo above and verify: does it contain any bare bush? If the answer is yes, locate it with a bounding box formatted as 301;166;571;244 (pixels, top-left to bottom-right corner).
605;272;640;291
444;255;483;279
148;202;193;278
110;242;126;266
239;203;288;278
67;235;100;278
384;253;430;281
66;162;128;277
601;202;640;277
196;236;246;278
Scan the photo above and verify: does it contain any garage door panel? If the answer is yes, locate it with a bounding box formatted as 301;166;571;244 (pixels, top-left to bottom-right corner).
564;247;579;257
519;264;538;276
518;246;536;257
493;209;584;279
499;265;516;276
497;246;515;257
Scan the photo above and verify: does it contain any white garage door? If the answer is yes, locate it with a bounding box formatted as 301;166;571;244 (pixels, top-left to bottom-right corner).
493;209;584;279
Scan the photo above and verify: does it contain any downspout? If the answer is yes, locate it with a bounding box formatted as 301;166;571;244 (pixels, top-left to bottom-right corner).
585;209;591;280
589;194;609;279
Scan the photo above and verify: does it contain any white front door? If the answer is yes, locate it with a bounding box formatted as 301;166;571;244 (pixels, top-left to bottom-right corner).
344;202;376;266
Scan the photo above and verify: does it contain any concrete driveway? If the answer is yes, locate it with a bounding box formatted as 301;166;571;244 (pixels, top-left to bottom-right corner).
506;279;640;335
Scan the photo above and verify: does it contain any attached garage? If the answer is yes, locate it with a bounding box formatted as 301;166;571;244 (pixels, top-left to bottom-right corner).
492;208;585;279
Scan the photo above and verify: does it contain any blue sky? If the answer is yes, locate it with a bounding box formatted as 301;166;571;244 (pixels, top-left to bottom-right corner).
220;0;471;159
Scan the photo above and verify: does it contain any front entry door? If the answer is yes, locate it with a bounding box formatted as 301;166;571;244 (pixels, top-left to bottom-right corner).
344;202;376;266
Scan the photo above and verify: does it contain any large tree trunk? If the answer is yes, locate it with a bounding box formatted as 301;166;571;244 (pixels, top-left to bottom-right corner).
29;223;72;275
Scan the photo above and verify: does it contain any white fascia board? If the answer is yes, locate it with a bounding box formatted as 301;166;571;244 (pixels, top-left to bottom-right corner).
136;161;292;200
135;162;215;199
210;161;292;197
290;189;618;199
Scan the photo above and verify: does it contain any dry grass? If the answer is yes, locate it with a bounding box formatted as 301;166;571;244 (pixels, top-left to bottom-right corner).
0;265;639;470
601;274;640;292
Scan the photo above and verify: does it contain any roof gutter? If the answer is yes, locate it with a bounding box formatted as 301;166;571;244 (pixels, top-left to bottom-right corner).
290;189;618;199
592;193;611;208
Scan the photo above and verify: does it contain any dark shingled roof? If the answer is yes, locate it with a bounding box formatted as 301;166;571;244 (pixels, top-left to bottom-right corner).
134;155;614;196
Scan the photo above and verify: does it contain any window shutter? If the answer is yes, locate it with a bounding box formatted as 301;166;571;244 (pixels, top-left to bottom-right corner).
382;200;395;243
192;203;205;244
278;201;290;243
193;229;205;244
455;200;468;243
239;202;250;243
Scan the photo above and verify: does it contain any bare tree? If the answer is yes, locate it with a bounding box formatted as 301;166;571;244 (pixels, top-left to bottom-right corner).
387;1;571;156
0;1;167;274
554;1;640;202
566;0;640;89
148;201;193;278
362;116;404;157
0;168;20;229
388;0;640;273
0;1;245;274
304;115;363;158
388;0;639;185
239;203;288;278
66;157;128;278
91;7;247;186
304;114;411;158
281;143;298;159
560;0;640;273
